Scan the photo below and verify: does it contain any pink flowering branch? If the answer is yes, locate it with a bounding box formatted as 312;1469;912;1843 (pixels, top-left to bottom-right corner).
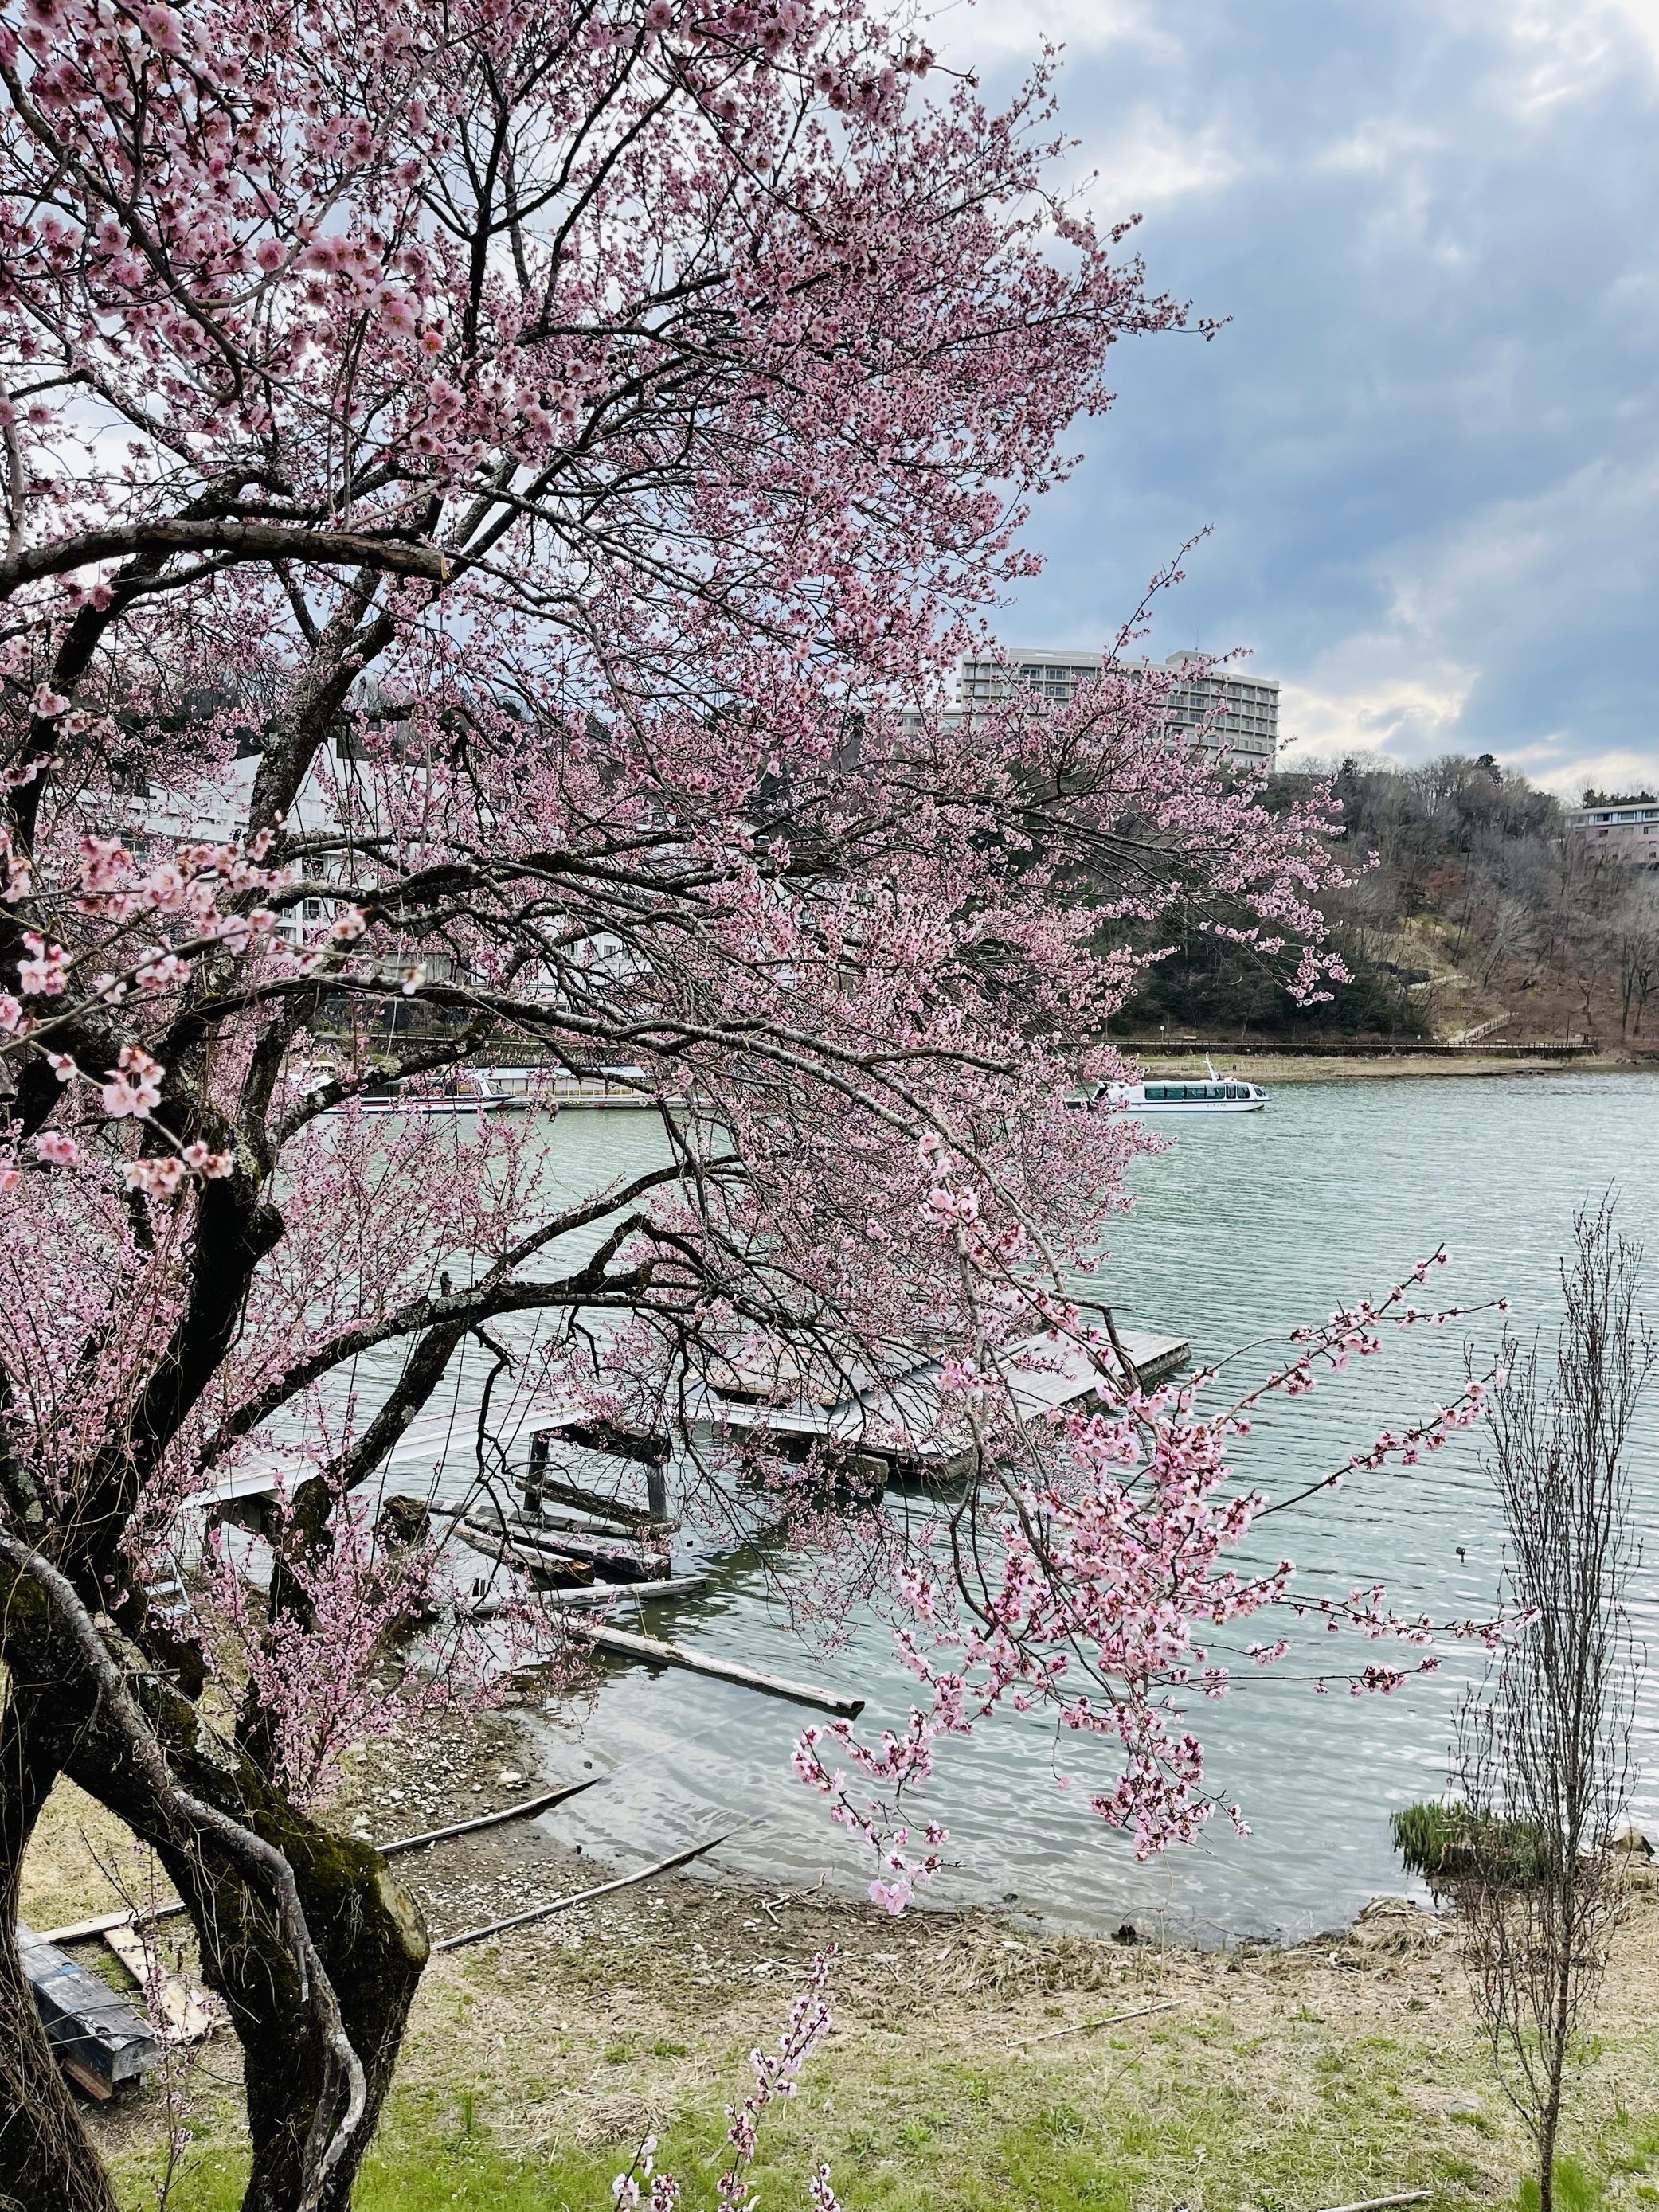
613;1949;840;2212
785;1250;1511;1909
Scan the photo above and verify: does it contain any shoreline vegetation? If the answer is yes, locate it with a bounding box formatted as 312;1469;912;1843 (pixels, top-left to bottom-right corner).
1117;1050;1657;1084
25;1706;1659;2212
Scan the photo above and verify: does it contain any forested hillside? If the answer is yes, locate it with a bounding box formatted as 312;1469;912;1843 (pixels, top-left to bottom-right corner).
1117;755;1659;1046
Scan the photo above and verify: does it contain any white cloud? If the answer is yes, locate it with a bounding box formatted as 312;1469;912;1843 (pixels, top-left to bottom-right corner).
1441;0;1659;111
1317;117;1443;175
1276;667;1477;764
926;0;1160;67
1610;0;1659;69
1520;748;1659;798
985;0;1657;786
1080;107;1245;211
1273;459;1659;780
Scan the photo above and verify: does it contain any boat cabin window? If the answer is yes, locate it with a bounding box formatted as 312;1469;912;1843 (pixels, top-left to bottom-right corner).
1138;1080;1254;1100
1143;1082;1251;1099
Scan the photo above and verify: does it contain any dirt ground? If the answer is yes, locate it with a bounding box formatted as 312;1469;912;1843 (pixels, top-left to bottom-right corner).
21;1702;1659;2209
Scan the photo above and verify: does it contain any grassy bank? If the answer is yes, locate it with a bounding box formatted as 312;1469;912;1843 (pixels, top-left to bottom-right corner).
19;1722;1659;2212
94;1885;1659;2212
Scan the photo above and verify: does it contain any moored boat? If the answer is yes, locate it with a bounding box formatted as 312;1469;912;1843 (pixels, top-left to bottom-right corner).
303;1065;520;1117
1082;1057;1267;1114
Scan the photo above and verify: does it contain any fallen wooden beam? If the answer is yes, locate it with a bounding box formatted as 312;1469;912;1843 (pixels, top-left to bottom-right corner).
454;1511;662;1583
546;1574;709;1609
101;1923;214;2047
448;1519;597;1586
378;1777;602;1858
431;1499;666;1546
462;1573;709;1615
515;1506;642;1542
433;1832;733;1952
32;1787;599;1946
1006;1998;1176;2049
494;1519;667;1574
33;1904;186;1945
1309;2195;1431;2212
548;1612;864;1717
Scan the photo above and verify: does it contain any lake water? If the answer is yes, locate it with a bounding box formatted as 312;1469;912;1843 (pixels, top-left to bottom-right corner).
413;1075;1659;1940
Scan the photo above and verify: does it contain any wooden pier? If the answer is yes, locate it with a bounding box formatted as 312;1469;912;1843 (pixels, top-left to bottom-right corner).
704;1323;1191;1482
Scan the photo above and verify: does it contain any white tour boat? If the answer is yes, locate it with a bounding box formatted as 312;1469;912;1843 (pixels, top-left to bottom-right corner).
1090;1058;1267;1114
303;1065;521;1117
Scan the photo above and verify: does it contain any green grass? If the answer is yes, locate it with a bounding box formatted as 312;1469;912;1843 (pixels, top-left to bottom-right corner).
119;2039;1659;2212
106;1907;1659;2212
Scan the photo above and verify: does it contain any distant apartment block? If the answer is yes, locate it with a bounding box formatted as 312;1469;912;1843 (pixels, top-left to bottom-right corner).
1567;795;1659;864
953;649;1278;769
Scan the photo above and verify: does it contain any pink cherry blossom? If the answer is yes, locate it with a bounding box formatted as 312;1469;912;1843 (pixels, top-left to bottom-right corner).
100;1043;162;1118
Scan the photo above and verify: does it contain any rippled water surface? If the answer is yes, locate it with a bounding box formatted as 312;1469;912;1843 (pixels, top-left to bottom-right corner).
422;1075;1659;1938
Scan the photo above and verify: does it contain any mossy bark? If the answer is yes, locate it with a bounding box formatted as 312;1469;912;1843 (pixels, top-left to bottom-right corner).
153;1811;428;2210
61;1712;431;2212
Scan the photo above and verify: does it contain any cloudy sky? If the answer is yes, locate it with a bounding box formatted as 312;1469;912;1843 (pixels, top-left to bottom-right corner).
948;0;1659;793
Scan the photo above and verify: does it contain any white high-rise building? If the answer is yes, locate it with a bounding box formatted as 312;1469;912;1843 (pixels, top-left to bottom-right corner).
952;649;1278;770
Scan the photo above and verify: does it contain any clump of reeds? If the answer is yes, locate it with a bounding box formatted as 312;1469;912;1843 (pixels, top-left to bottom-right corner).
1391;1800;1551;1889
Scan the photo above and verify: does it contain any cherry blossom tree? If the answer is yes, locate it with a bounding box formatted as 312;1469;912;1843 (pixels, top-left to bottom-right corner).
0;2;1485;2206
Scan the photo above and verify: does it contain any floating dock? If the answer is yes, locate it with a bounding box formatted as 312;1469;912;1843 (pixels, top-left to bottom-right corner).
703;1323;1191;1482
185;1322;1191;1531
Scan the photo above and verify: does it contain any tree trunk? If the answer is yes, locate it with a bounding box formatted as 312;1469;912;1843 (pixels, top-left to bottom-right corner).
1539;2094;1559;2212
2;1585;429;2212
0;1694;121;2212
61;1719;430;2212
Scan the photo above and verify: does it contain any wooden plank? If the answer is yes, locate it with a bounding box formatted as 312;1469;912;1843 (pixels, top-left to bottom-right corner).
547;1613;863;1718
1311;2195;1431;2212
550;1575;708;1609
462;1573;709;1615
1006;1999;1176;2049
378;1777;602;1857
524;1471;661;1528
59;2053;114;2101
515;1507;642;1541
448;1520;596;1585
495;1521;666;1573
101;1925;214;2046
432;1832;733;1952
431;1499;640;1545
33;1786;608;1948
36;1907;150;1945
452;1513;661;1583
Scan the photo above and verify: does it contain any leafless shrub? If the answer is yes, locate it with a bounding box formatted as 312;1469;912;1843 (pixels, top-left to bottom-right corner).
1452;1201;1653;2212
